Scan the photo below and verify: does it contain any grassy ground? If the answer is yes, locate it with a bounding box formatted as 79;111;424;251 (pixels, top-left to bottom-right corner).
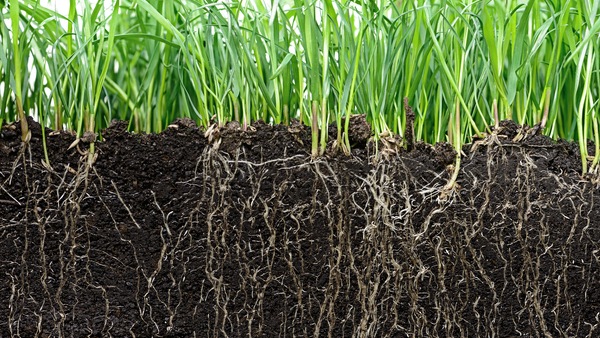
1;1;599;166
2;2;600;334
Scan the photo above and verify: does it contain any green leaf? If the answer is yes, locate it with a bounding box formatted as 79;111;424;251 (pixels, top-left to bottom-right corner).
269;53;294;80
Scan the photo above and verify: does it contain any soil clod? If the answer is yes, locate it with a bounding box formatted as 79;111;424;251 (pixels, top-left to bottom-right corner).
348;114;371;147
404;97;415;151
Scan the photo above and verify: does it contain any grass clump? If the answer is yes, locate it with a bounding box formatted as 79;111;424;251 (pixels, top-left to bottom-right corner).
0;0;599;175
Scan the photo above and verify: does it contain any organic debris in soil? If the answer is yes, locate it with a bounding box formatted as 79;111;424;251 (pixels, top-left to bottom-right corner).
1;118;599;337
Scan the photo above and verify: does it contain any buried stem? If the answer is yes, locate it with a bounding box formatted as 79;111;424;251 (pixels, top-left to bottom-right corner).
540;87;551;131
311;100;319;158
403;98;414;152
493;99;499;129
16;97;29;143
576;48;594;175
592;113;600;173
443;99;462;196
442;18;469;197
10;0;29;143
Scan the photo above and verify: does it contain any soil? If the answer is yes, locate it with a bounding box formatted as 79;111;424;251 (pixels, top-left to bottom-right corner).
1;116;599;337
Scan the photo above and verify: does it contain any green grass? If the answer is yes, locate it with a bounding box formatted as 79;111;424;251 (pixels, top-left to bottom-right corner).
1;0;599;174
6;0;28;142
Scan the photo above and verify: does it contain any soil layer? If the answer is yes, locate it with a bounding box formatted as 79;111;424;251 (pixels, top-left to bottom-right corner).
1;118;600;337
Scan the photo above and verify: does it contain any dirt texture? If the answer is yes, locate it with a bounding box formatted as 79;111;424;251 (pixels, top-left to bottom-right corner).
1;117;600;337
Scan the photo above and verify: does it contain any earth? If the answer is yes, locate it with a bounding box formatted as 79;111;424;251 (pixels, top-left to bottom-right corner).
1;117;599;337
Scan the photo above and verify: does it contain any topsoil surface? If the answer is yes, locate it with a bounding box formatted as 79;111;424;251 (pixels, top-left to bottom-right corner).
1;117;599;337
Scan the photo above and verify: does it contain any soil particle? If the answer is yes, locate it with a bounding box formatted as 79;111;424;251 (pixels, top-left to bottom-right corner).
347;114;371;146
1;118;600;337
169;117;198;130
404;98;415;151
496;118;521;139
222;120;240;131
81;131;97;143
104;120;130;138
434;142;456;166
25;115;44;138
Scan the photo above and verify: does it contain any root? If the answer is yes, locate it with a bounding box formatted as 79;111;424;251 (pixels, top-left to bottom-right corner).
439;159;460;203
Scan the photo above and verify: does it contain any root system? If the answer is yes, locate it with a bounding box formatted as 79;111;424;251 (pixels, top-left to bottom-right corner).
1;119;599;337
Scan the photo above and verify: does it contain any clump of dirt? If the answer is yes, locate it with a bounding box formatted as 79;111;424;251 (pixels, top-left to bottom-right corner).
347;114;371;147
496;118;521;138
434;142;456;166
169;117;198;130
1;117;600;337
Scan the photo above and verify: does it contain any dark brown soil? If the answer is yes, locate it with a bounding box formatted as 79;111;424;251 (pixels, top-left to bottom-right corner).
1;117;599;337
